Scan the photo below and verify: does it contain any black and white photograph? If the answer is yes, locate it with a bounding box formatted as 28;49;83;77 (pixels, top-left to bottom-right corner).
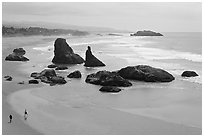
2;1;202;135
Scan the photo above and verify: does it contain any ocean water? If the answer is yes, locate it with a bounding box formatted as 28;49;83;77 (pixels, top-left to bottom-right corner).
3;32;202;133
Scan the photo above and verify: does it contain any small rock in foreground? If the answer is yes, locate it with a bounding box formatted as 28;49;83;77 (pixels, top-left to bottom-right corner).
67;70;82;78
181;71;199;77
4;75;12;81
99;86;121;93
29;79;39;84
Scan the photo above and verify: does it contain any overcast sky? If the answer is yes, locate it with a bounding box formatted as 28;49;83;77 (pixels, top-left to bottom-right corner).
2;2;202;32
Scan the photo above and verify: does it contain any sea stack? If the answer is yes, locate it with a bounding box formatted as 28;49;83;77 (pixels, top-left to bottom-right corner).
84;46;105;67
52;38;84;64
130;30;163;36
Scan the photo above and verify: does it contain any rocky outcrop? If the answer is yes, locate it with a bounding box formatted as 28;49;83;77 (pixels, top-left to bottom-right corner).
84;46;105;67
4;75;12;81
118;65;175;82
5;48;29;61
67;70;82;78
181;71;198;77
30;69;66;85
99;86;121;93
52;38;84;64
130;30;163;36
85;70;132;87
55;66;68;70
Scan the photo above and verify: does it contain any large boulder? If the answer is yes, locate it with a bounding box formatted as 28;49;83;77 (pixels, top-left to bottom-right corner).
30;69;66;85
99;86;121;93
67;70;82;78
5;48;29;61
117;65;175;82
181;71;198;77
85;70;132;87
52;38;84;64
84;46;105;67
130;30;163;36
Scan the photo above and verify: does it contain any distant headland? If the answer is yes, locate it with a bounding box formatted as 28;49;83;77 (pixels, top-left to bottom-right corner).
2;26;89;37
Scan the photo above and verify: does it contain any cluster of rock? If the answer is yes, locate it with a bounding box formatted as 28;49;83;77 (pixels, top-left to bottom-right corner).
130;30;163;36
85;70;132;87
5;48;29;61
4;37;199;93
30;69;67;85
85;65;175;92
51;38;105;67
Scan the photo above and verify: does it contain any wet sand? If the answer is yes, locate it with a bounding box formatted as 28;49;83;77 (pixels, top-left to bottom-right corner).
8;85;201;135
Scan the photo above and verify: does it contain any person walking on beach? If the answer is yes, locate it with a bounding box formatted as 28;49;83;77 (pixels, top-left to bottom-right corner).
24;109;28;120
8;115;12;123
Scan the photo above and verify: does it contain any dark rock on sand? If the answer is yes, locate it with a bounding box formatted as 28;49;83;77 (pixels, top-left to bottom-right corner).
52;38;84;64
30;69;66;85
130;30;163;36
47;64;57;68
85;70;132;87
4;75;12;81
18;81;25;84
40;69;57;78
5;48;29;61
84;46;105;67
29;79;39;84
118;65;175;82
55;66;68;70
67;70;82;78
181;71;199;77
99;86;121;93
49;76;67;84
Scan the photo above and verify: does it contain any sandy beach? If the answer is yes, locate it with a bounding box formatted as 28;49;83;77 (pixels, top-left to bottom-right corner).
2;34;202;135
8;86;201;135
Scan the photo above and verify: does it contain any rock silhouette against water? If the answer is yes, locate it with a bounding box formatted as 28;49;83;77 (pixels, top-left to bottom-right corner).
5;48;29;61
130;30;163;36
84;46;105;67
85;70;132;87
118;65;175;82
52;38;84;64
181;71;198;77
